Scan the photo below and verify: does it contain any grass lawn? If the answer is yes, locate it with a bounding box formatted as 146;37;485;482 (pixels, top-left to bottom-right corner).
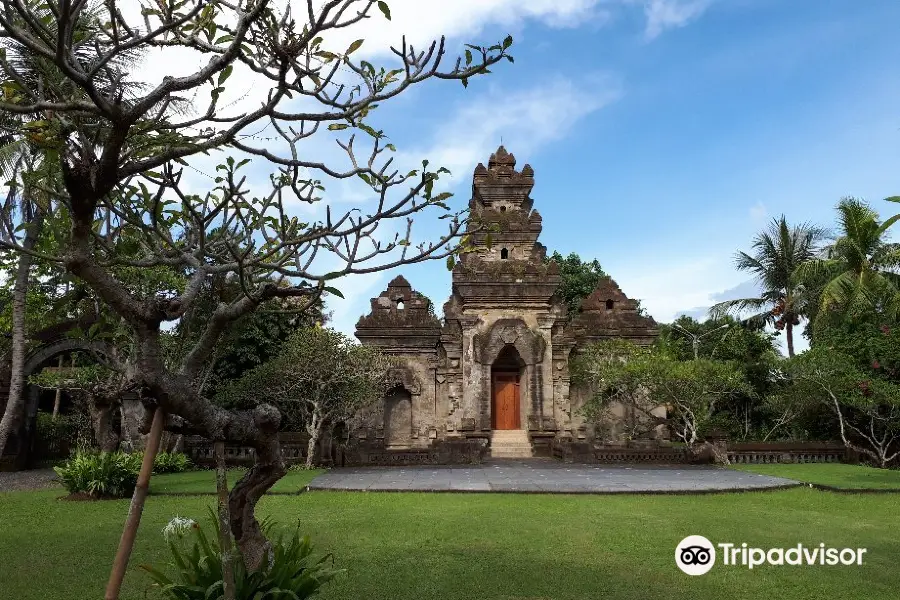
1;483;899;600
730;463;900;489
149;468;324;495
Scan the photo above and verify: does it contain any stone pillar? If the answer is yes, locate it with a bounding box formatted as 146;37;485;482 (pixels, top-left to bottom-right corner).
537;316;555;429
459;317;482;432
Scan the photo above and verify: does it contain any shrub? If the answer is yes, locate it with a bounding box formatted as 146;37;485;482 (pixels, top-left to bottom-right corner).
54;450;143;498
152;452;191;474
142;509;342;599
35;411;93;459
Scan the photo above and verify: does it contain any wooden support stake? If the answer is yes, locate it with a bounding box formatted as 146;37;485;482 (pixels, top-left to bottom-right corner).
104;407;165;600
214;441;237;599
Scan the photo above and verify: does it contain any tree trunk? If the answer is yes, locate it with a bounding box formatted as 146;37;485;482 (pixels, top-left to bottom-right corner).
51;355;65;419
0;209;44;458
88;393;121;452
785;321;795;357
227;429;286;572
306;427;320;470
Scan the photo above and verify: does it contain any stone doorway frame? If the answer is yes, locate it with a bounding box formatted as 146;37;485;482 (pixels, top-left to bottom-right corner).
476;319;546;431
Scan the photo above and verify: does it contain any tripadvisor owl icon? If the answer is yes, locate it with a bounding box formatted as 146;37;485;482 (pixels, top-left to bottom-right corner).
676;535;716;576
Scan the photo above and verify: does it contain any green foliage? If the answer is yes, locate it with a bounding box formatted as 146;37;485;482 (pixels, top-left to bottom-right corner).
172;277;327;398
799;197;900;326
546;251;608;319
53;450;142;498
152;452;192;474
216;326;393;431
813;315;900;382
53;449;192;497
658;316;781;440
778;347;900;466
35;410;92;456
142;509;342;600
571;340;751;445
28;361;116;390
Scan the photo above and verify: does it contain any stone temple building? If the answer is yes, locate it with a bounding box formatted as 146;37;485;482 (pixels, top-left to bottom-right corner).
354;147;659;458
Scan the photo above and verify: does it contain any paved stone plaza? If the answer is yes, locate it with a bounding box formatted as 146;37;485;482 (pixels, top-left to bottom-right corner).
306;460;801;494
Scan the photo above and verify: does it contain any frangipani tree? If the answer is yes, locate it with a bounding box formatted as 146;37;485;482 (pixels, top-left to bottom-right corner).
218;326;393;469
0;0;514;569
570;339;751;453
778;348;900;468
30;358;131;451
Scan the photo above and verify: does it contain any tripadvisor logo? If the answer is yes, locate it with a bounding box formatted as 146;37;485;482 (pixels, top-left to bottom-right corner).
675;536;867;576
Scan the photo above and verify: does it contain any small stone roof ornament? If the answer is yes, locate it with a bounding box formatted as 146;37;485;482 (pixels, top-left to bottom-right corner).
488;145;516;169
387;274;412;289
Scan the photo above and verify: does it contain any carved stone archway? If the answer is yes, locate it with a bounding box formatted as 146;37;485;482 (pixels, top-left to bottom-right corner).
476;318;545;367
474;319;547;430
23;338;110;378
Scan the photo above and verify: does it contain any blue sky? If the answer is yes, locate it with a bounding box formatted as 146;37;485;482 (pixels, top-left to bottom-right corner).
135;1;900;351
306;0;900;350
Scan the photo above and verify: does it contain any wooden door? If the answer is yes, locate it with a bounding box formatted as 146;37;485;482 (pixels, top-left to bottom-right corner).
492;373;520;430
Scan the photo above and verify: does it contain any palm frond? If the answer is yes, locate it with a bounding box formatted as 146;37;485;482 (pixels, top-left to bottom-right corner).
708;297;769;321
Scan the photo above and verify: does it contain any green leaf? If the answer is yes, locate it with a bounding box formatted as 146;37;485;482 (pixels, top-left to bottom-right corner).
465;49;472;65
217;65;233;85
323;286;345;299
446;255;456;270
503;34;513;49
505;55;514;63
461;77;468;88
377;1;391;20
328;123;349;130
346;39;364;55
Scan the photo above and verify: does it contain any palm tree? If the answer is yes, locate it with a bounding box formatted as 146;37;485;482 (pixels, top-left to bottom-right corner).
710;216;826;357
798;197;900;328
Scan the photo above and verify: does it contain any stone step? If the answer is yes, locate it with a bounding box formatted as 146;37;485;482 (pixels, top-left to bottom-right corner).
491;450;533;458
490;430;533;458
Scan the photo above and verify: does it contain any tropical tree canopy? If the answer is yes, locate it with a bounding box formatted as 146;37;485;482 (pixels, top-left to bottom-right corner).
546;251;608;319
710;215;825;356
799;198;900;327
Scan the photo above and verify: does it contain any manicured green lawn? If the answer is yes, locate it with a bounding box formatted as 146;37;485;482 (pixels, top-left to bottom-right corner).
1;484;898;600
730;463;900;489
149;468;324;495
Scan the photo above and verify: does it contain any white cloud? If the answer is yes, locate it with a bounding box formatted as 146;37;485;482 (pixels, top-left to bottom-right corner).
315;0;608;54
402;73;623;183
641;0;713;40
122;0;701;102
612;255;734;323
749;200;768;223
